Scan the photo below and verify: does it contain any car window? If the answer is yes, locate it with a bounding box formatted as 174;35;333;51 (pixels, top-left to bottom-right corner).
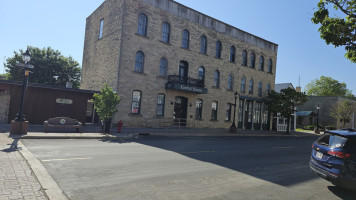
317;133;348;148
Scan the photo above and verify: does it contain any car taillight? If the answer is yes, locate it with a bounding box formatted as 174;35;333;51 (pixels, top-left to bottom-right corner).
328;150;352;159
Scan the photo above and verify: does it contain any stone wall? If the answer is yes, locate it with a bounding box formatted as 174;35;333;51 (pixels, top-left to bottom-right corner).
0;92;10;124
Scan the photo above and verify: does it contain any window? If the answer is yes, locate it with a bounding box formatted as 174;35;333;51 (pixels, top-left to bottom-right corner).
241;76;246;93
200;36;207;54
266;83;271;93
182;29;189;49
242;50;247;66
227;74;234;90
230;46;236;62
262;104;268;124
250;52;255;68
268;59;273;73
215;41;222;58
195;99;203;120
211;101;218;120
225;103;232;121
159;57;168;76
258;81;262;96
134;51;144;73
247;101;253;123
198;66;205;81
249;79;254;94
137;14;147;36
156;93;165;116
259;56;264;71
213;70;220;87
254;102;262;124
99;19;104;39
131;90;142;114
238;100;243;123
161;22;170;43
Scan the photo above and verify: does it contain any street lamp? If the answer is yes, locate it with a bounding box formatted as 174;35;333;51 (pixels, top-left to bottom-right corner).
10;49;34;135
229;91;239;133
315;105;321;134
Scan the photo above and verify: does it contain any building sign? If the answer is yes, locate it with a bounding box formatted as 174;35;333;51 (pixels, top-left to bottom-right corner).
165;83;207;94
56;98;73;105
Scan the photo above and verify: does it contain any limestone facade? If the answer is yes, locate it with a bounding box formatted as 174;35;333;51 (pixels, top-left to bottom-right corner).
81;0;278;129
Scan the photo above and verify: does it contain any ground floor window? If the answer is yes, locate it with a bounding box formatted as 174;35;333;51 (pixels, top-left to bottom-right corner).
156;93;165;116
211;101;218;120
262;104;268;124
247;101;253;123
254;102;262;124
238;100;243;122
195;99;203;119
225;103;232;121
131;90;142;114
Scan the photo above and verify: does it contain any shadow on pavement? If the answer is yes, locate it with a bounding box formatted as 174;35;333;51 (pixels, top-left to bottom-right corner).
106;135;321;188
327;186;356;199
1;138;21;152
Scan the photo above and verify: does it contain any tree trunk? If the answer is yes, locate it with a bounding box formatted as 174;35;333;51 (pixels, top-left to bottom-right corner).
102;119;106;134
342;119;346;129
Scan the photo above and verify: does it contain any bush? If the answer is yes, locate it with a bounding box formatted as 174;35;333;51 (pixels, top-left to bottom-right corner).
304;125;315;130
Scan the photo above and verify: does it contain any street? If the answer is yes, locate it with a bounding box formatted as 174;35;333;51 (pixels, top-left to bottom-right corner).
22;135;356;200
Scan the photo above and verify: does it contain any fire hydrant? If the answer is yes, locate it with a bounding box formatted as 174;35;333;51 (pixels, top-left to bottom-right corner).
118;120;123;133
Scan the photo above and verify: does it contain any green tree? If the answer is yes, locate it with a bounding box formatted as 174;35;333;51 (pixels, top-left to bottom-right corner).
305;76;355;99
92;84;121;133
268;88;309;134
0;72;10;80
312;0;356;63
4;46;81;88
330;100;355;128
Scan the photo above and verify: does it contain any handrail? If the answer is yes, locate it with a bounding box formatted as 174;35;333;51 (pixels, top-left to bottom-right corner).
167;75;204;88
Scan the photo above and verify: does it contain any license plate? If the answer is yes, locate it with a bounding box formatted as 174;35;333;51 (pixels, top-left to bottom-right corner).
316;151;323;159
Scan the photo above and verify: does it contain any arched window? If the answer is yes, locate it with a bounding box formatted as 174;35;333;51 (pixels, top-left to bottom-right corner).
137;14;147;36
242;50;247;66
131;90;142;114
230;46;236;62
258;81;263;96
198;66;205;81
211;101;218;120
240;76;246;93
200;36;207;54
159;57;167;76
267;83;271;93
214;70;220;87
134;51;144;73
227;74;234;90
259;56;264;71
182;29;190;49
249;78;254;94
250;52;255;68
215;40;222;58
268;59;273;73
161;22;170;43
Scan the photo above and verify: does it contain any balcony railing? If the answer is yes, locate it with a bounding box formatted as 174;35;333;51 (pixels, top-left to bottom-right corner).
166;75;207;94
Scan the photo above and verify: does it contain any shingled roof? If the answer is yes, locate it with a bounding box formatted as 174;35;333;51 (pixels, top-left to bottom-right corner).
274;83;294;93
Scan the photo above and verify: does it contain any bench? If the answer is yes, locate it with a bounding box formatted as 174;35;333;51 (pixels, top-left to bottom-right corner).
44;117;82;133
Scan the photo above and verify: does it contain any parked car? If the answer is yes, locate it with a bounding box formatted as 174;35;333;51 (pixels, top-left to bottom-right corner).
309;129;356;190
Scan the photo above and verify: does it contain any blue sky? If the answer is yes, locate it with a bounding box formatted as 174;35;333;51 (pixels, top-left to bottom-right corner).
1;0;355;94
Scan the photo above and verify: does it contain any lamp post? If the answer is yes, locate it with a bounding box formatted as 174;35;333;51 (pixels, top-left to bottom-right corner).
229;91;239;133
10;49;34;135
315;105;320;134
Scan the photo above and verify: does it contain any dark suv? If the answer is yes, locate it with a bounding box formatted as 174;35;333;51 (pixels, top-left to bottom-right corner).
309;129;356;190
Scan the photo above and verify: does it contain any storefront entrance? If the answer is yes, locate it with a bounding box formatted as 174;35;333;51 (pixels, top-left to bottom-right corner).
174;96;188;126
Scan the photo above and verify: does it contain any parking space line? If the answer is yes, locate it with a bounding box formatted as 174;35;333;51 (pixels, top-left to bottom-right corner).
41;157;92;162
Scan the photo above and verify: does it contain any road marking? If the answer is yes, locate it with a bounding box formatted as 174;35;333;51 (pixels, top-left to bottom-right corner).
273;146;295;149
41;157;92;162
180;150;215;154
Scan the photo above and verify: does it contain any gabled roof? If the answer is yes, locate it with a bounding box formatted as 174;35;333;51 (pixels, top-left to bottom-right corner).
274;83;294;93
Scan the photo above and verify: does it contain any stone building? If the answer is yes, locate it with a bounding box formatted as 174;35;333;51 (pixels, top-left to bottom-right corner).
81;0;278;129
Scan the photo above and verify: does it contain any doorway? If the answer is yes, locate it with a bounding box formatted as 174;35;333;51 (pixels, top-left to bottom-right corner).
179;61;188;84
174;96;188;126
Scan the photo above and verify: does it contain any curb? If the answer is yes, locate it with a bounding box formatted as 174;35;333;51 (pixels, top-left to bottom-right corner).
9;134;136;140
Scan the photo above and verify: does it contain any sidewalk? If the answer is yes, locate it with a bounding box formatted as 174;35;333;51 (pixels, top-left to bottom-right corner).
0;133;47;200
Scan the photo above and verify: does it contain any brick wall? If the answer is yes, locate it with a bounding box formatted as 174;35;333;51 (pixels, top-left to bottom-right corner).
0;93;10;123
